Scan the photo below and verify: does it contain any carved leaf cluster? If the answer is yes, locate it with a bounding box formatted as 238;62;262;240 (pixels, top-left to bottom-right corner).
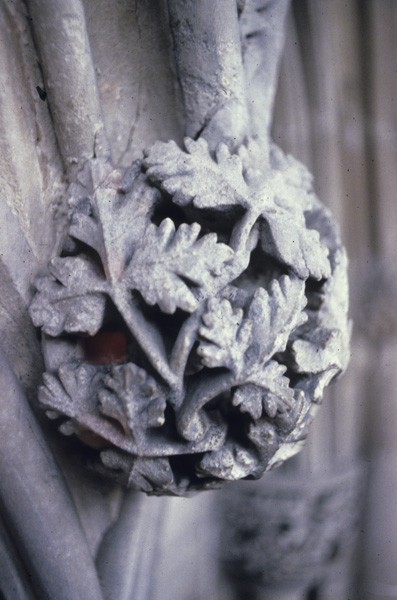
144;137;331;280
30;159;234;386
125;219;233;314
98;363;166;443
181;275;310;480
29;136;349;495
144;138;249;210
198;275;307;377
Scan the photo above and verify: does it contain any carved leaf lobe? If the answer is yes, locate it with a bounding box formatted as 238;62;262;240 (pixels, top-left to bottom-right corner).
98;363;166;443
69;160;159;281
144;137;249;210
197;297;252;374
30;257;107;336
125;218;234;314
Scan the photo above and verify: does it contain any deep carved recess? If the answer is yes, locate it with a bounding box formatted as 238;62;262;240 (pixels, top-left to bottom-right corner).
29;137;350;495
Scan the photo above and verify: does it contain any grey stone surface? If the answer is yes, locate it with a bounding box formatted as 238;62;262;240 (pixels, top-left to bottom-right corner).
0;0;65;392
220;463;364;592
83;0;183;167
168;0;249;149
0;1;64;259
28;0;110;175
29;134;350;495
0;349;104;600
240;0;290;145
0;0;354;596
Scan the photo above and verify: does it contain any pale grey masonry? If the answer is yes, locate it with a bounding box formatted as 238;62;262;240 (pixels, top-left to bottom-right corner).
0;0;354;598
28;0;350;494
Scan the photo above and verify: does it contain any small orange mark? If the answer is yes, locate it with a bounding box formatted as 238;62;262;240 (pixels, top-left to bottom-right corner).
83;330;127;364
77;427;109;449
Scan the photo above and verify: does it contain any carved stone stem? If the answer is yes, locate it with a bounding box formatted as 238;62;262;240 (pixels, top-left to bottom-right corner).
96;492;167;600
167;0;249;149
27;0;110;175
240;0;290;146
0;349;104;600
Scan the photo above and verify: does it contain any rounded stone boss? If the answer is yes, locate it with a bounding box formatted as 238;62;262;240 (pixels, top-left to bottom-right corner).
29;134;351;495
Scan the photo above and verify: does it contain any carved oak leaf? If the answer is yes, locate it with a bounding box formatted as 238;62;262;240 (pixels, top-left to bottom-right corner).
197;275;307;376
31;227;228;389
144;137;249;210
30;256;176;387
98;363;166;443
232;361;294;421
69;160;160;281
29;256;107;336
125;218;234;314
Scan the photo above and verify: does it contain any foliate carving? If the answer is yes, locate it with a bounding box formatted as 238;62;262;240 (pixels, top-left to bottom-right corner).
29;137;350;495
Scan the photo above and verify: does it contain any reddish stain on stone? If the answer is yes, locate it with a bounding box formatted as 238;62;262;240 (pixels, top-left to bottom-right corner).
77;427;109;449
83;330;127;364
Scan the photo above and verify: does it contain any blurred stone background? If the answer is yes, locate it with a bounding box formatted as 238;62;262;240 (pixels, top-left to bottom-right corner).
157;3;397;599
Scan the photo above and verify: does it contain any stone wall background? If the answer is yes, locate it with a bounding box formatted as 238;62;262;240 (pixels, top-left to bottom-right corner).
228;2;397;598
0;1;396;599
